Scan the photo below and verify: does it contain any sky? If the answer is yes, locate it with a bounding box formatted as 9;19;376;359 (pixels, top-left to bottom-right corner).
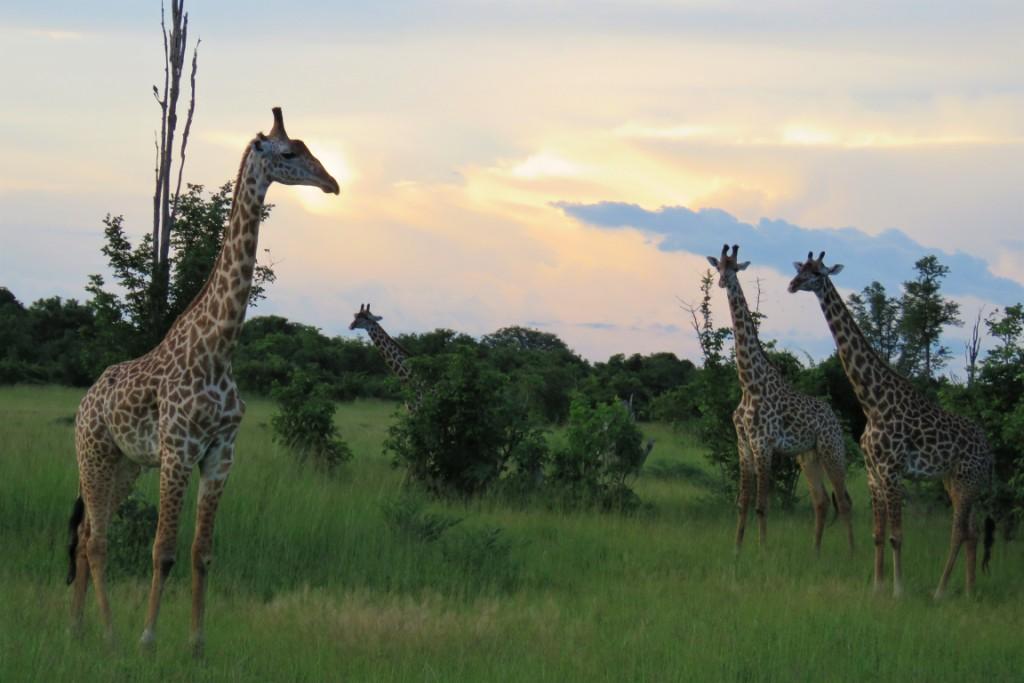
2;1;1022;372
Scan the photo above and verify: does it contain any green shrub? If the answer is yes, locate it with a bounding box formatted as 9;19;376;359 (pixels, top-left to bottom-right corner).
548;396;647;510
385;349;550;497
107;492;158;580
271;369;353;471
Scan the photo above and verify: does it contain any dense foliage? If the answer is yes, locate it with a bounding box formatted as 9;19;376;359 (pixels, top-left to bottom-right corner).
271;368;353;471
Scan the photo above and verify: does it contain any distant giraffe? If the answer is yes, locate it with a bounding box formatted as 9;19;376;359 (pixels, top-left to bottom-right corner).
790;251;995;597
68;108;339;656
708;244;853;553
350;304;423;408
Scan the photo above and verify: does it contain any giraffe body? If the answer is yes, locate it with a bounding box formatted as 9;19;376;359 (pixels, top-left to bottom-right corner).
708;245;853;553
69;108;338;656
790;252;994;597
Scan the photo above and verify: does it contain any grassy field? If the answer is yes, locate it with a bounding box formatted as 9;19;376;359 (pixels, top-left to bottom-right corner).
1;385;1021;682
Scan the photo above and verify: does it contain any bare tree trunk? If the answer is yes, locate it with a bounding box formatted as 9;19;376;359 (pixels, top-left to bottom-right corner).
965;307;984;387
150;0;198;335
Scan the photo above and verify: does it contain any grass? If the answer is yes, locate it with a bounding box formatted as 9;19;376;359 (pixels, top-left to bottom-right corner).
0;384;1021;681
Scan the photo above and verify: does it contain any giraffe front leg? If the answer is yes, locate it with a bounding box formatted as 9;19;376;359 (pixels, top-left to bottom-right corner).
140;452;193;651
886;487;905;598
190;440;234;659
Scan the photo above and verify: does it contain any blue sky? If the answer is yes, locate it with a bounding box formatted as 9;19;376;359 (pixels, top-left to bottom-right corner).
1;1;1022;368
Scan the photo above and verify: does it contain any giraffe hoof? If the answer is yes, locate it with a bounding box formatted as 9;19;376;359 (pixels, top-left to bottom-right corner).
139;629;156;654
191;637;205;660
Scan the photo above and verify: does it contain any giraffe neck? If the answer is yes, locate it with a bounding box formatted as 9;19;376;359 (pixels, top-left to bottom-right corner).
723;276;774;390
164;144;269;360
366;322;413;383
815;278;907;409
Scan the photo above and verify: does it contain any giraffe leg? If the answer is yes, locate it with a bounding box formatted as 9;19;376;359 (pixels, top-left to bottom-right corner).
798;454;829;556
870;488;887;594
734;425;754;553
934;485;969;600
71;458;141;638
140;453;193;650
822;448;854;554
887;488;905;598
189;440;235;659
753;447;773;549
963;502;978;597
76;449;122;643
69;513;91;638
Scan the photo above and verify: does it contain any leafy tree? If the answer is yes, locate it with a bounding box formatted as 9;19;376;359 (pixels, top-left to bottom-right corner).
898;255;962;380
848;281;902;363
549;396;648;510
86;183;276;358
385;348;550;497
271;368;353;471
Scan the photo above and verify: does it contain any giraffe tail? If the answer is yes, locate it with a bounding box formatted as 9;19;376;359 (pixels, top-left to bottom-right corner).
830;491;839;525
982;515;996;574
66;496;85;586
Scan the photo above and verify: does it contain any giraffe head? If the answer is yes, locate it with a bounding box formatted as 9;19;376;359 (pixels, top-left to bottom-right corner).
706;243;750;288
788;251;844;293
250;107;340;194
350;303;383;331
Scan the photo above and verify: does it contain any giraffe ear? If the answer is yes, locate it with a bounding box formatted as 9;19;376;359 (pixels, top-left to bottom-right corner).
706;256;719;268
736;261;750;271
792;261;803;273
827;264;844;276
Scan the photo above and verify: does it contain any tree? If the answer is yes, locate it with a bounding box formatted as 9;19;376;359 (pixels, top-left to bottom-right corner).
898;255;962;380
87;183;276;359
549;396;648;510
151;0;200;331
385;348;549;497
848;281;902;363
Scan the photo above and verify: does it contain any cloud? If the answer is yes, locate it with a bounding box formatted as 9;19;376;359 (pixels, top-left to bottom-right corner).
557;202;1024;305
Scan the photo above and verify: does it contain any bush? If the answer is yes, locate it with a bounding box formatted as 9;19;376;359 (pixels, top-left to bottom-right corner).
107;492;158;580
385;349;550;497
271;369;353;471
548;396;647;510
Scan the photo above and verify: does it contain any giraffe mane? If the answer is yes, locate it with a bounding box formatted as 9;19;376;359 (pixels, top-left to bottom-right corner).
166;142;257;334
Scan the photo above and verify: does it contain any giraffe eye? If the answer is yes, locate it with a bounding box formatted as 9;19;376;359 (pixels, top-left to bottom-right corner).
281;152;297;160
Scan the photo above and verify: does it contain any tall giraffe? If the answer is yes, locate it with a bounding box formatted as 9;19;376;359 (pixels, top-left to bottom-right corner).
350;304;422;408
708;244;853;554
68;108;339;656
789;251;994;597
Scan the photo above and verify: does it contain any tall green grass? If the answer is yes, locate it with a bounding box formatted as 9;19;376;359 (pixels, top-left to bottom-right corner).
0;385;1020;681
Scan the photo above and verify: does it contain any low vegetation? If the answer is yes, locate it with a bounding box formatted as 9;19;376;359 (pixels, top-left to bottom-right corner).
1;386;1022;681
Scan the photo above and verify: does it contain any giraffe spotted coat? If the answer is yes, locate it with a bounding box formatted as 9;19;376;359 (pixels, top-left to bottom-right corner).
790;251;994;598
708;244;853;553
69;108;339;656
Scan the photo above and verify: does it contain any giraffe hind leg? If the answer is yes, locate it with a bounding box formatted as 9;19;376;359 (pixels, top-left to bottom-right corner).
798;454;829;556
75;440;125;643
821;445;855;554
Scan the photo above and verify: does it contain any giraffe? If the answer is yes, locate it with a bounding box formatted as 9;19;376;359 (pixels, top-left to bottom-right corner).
789;251;995;598
349;304;423;408
67;107;339;656
707;244;854;554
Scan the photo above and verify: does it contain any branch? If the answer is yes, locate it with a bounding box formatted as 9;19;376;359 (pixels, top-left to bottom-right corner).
170;37;199;225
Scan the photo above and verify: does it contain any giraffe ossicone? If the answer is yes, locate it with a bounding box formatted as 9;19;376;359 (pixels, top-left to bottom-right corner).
708;243;854;554
68;107;339;656
789;250;995;598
